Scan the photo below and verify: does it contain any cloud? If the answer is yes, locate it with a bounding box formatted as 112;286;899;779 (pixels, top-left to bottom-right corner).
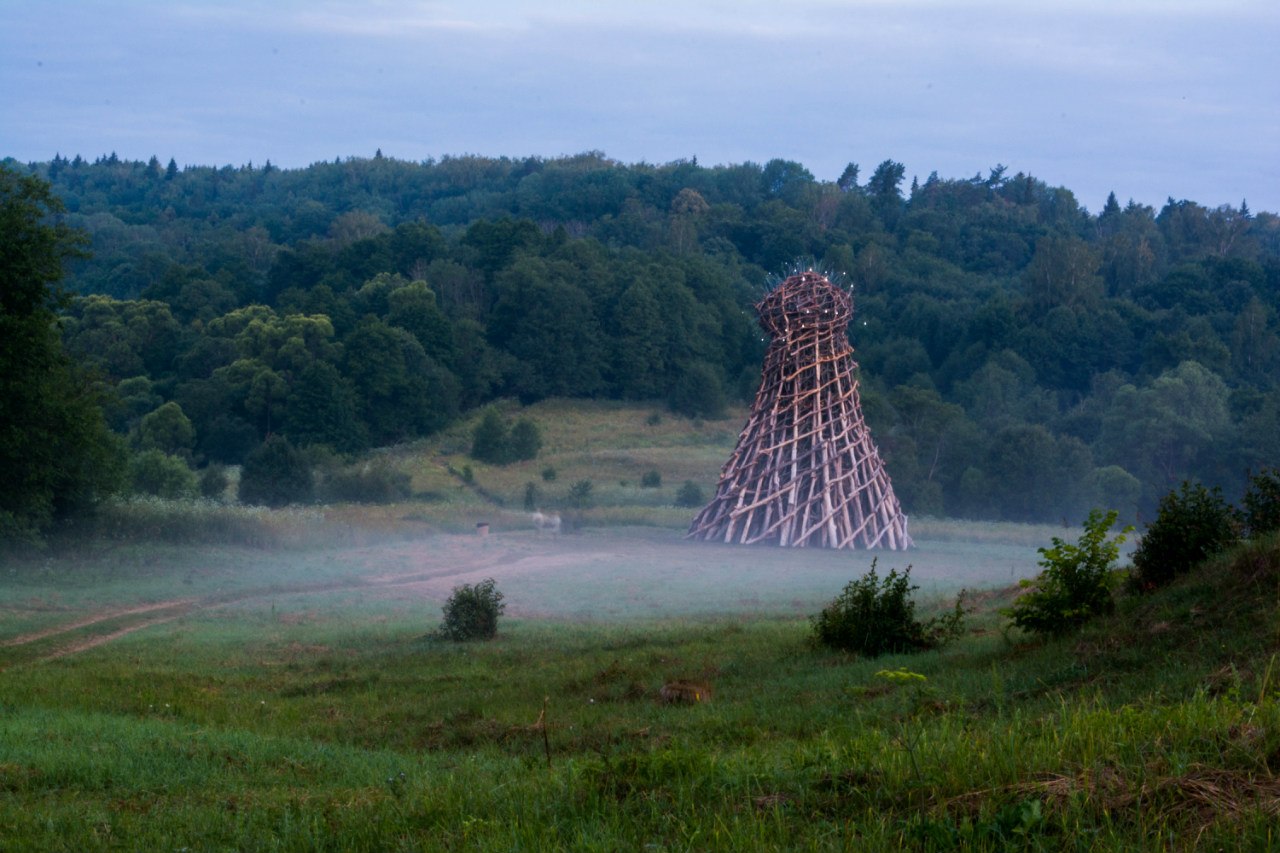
1;0;1275;211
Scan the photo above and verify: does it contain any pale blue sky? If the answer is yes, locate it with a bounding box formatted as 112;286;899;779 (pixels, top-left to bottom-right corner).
3;1;1277;212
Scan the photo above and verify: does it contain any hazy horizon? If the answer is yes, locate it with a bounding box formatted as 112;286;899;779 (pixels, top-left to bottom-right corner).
3;0;1277;214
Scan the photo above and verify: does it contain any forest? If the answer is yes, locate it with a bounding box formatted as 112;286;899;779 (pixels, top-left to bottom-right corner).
4;150;1278;537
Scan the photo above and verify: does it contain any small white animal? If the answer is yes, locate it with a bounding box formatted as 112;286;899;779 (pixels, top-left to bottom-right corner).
531;511;561;534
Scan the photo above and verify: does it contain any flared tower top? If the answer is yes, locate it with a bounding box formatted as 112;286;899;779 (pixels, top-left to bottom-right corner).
756;270;851;337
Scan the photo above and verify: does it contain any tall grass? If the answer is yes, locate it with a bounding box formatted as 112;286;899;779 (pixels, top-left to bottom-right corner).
80;496;327;548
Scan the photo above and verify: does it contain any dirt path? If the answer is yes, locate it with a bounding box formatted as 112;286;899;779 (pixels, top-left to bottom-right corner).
2;535;545;661
2;599;197;648
40;614;190;661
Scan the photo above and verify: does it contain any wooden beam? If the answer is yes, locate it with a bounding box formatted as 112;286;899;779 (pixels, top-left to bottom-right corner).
689;271;912;550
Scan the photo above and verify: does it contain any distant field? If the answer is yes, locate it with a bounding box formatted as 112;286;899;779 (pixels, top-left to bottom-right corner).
3;395;1073;644
385;398;747;522
0;525;1043;649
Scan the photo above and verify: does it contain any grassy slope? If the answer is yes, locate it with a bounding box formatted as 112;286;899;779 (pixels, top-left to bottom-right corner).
390;398;746;531
2;402;1279;850
349;398;1078;540
1;538;1277;850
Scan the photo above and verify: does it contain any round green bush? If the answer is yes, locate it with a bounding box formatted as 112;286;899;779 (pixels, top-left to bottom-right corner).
675;480;704;508
129;450;198;499
469;409;509;464
810;560;965;657
1004;509;1130;636
439;578;505;641
470;409;542;465
507;418;542;462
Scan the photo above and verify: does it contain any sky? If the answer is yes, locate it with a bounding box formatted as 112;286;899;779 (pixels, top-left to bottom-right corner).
2;0;1277;214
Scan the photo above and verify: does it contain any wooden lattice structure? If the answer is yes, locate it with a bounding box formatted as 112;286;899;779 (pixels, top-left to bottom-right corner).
688;270;912;549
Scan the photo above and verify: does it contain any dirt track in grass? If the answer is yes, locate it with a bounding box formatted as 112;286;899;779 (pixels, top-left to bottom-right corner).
1;599;198;648
2;528;1042;660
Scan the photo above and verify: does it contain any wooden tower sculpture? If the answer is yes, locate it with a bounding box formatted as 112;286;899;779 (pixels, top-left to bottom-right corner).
688;270;912;549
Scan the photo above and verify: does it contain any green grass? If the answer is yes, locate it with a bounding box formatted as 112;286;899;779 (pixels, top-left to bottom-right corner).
2;530;1279;850
3;401;1278;849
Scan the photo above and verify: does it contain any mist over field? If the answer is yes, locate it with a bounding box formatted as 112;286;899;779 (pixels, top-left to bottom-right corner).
4;522;1045;636
1;509;1056;730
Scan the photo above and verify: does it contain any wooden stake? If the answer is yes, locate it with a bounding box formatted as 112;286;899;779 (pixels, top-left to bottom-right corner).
536;696;551;768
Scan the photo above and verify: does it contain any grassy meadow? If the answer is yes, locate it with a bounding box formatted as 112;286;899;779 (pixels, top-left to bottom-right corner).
2;402;1278;850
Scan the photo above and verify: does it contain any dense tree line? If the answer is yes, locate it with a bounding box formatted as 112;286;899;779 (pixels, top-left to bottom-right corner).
7;151;1280;527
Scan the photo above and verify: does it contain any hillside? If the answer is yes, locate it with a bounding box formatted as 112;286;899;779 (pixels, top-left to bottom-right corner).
7;153;1278;536
1;508;1277;849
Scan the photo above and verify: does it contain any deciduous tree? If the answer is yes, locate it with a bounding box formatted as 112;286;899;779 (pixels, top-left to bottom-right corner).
0;167;123;540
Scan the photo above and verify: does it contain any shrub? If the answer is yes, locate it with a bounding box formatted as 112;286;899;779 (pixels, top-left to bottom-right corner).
469;409;509;464
198;464;229;501
439;578;505;641
507;418;543;462
322;460;412;504
470;409;542;465
238;436;314;507
1004;509;1131;637
87;496;322;548
1242;468;1280;538
541;466;557;482
1131;482;1238;590
568;479;594;509
810;560;966;657
675;480;704;508
640;469;662;488
129;450;198;499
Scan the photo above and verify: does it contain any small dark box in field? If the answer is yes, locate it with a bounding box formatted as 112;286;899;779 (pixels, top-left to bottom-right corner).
659;680;712;705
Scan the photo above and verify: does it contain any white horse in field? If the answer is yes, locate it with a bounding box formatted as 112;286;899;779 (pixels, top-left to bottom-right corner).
531;511;561;535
